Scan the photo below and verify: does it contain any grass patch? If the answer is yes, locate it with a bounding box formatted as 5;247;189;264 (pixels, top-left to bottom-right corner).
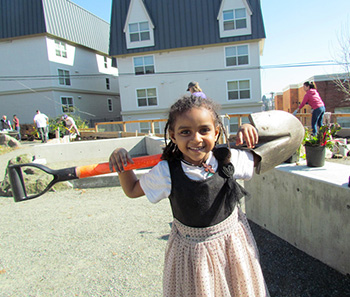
0;146;14;155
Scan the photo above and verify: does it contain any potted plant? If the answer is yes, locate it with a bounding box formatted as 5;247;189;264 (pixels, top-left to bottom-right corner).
303;123;342;167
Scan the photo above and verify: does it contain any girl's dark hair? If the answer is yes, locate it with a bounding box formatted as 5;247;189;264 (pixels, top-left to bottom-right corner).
304;81;316;89
162;95;228;161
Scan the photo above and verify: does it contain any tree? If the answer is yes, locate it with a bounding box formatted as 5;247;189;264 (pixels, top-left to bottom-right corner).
333;23;350;100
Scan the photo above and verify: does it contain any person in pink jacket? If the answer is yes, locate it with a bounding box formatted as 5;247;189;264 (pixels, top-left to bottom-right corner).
294;81;325;134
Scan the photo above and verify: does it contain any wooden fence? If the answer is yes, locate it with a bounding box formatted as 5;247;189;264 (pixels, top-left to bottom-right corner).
79;113;350;140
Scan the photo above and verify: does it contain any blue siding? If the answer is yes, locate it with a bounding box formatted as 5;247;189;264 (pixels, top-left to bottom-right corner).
110;0;266;56
0;0;46;39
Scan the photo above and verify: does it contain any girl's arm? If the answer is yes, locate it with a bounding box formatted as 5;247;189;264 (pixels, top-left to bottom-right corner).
298;93;309;110
109;148;145;198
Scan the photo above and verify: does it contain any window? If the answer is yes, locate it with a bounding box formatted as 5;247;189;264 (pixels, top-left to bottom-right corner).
133;56;154;75
58;69;71;86
227;80;250;100
107;98;113;112
140;122;160;134
223;8;247;31
104;56;108;68
225;45;249;66
334;107;350;127
229;117;249;134
55;40;67;58
61;97;74;113
129;21;150;42
137;88;157;107
106;78;110;90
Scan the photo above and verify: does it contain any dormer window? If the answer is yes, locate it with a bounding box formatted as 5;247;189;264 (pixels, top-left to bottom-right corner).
123;0;155;49
129;21;150;42
55;40;67;58
223;8;247;30
217;1;252;38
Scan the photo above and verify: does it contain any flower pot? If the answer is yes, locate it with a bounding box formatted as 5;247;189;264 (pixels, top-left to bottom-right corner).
305;145;326;167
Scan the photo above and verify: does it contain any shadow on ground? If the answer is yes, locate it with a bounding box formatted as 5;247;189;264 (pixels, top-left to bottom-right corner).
250;221;350;297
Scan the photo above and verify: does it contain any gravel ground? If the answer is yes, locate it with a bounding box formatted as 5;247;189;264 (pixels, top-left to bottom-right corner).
1;143;350;296
1;187;349;297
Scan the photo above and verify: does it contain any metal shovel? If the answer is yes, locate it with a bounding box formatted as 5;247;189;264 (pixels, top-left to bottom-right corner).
8;154;162;202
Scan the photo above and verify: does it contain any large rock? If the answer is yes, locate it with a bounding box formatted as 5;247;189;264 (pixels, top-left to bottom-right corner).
0;133;21;147
0;154;73;198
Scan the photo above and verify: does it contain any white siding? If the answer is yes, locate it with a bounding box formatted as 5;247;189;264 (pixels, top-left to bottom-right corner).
0;36;120;124
117;41;262;122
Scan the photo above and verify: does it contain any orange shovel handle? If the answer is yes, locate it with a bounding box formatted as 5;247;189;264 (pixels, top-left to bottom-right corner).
76;154;162;179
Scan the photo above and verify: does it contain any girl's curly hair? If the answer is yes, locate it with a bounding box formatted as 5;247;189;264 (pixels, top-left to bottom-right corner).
162;95;228;161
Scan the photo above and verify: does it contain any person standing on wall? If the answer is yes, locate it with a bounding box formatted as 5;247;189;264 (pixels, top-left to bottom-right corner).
294;81;326;134
12;114;21;140
187;81;207;99
33;110;49;143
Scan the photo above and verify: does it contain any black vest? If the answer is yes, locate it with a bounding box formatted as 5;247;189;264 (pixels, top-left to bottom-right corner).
168;147;249;227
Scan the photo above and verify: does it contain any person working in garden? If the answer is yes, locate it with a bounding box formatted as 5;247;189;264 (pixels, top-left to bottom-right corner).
59;114;81;138
294;81;326;134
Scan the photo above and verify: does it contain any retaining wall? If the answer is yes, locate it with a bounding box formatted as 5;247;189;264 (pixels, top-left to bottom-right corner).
244;163;350;275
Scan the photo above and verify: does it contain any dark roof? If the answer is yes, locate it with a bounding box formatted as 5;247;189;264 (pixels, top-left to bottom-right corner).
109;0;266;56
0;0;110;54
0;0;46;39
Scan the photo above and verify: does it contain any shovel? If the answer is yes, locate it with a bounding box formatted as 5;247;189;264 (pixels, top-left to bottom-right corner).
8;154;162;202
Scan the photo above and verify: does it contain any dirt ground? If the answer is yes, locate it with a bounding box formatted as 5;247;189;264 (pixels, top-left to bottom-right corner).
0;141;349;296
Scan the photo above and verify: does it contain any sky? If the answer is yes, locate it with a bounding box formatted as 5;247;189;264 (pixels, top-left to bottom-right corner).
70;0;350;96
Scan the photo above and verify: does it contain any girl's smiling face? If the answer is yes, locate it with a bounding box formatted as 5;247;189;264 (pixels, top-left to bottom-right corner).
169;107;220;166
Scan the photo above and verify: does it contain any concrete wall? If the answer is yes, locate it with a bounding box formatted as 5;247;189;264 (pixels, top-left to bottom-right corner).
22;136;165;164
244;162;350;275
144;136;165;155
29;137;146;164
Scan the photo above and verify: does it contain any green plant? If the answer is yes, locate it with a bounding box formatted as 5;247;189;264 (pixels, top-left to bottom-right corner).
303;123;342;149
48;114;88;138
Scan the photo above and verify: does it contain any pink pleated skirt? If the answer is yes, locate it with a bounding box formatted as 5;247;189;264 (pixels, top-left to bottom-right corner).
163;207;269;297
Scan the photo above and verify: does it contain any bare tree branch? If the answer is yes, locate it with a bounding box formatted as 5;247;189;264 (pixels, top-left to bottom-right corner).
333;21;350;100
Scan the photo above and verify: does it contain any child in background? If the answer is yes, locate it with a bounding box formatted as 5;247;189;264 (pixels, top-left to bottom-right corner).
109;95;269;296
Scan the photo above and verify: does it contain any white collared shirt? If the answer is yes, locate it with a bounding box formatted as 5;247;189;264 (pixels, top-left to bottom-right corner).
140;149;254;204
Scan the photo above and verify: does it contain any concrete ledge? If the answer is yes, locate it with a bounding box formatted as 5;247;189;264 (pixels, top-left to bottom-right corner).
16;136;165;165
244;161;350;275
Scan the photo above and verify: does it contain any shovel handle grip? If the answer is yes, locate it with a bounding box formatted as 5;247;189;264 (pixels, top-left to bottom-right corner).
76;154;162;179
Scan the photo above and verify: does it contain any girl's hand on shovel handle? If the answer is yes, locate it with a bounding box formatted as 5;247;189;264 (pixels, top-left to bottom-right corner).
109;148;134;173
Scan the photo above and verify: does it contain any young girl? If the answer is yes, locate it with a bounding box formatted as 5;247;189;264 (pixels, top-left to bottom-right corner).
109;95;269;296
